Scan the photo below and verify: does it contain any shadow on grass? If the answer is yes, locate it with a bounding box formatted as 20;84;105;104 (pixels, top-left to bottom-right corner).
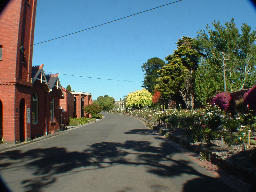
0;128;242;192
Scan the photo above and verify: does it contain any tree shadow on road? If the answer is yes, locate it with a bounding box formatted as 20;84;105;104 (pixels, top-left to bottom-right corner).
0;129;241;192
125;128;159;135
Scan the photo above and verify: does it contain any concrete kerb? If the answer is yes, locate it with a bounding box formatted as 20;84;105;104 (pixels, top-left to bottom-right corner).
0;117;104;153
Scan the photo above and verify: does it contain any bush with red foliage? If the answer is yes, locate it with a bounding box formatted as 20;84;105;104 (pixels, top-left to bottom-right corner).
244;85;256;111
152;91;161;104
211;92;232;112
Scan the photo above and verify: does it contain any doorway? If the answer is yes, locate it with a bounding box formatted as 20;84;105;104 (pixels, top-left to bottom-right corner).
19;99;25;142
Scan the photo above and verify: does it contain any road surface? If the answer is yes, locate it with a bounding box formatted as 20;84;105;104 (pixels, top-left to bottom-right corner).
0;113;242;192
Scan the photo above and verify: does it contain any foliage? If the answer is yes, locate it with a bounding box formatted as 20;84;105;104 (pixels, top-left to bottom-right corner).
125;105;256;146
141;57;165;94
152;90;161;104
156;36;201;109
84;103;102;116
211;92;232;112
194;61;223;106
155;57;186;108
66;85;72;92
96;95;115;111
196;18;256;105
244;85;256;112
92;113;103;119
125;89;152;109
69;117;89;126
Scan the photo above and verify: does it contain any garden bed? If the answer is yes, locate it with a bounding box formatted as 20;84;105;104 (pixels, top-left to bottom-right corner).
125;109;256;185
157;124;256;185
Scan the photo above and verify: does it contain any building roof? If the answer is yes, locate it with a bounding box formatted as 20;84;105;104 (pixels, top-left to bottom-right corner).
71;91;91;96
32;64;61;91
47;73;60;90
32;64;48;84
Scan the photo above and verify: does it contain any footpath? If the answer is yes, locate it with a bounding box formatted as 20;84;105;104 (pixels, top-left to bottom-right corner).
0;119;101;152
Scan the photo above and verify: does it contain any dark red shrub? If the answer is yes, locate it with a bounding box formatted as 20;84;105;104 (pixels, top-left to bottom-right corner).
244;85;256;111
211;92;232;111
152;91;161;104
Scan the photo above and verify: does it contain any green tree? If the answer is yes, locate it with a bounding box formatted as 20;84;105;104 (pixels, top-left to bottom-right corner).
155;56;187;109
125;89;152;109
66;85;72;92
84;102;102;116
141;57;165;94
196;18;256;100
96;95;115;111
156;37;201;109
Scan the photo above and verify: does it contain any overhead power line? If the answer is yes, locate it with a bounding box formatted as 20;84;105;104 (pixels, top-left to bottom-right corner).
60;73;139;83
34;0;183;45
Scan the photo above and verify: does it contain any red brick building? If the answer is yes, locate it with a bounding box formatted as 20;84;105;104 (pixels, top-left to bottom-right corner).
59;87;74;125
0;0;37;143
31;65;63;138
72;92;93;118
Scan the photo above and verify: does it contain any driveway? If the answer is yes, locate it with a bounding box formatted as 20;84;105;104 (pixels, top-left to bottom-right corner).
0;113;245;192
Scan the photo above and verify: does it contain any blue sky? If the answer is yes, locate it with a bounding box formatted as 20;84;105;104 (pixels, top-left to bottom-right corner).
32;0;256;101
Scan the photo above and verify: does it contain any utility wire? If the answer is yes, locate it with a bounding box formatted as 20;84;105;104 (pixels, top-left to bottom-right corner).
34;0;183;45
60;73;139;83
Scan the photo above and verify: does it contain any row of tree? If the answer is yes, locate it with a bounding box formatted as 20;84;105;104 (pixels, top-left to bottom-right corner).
142;18;256;109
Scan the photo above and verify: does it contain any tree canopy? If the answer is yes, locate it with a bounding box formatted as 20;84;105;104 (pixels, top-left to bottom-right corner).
155;36;201;109
195;18;256;105
141;57;165;94
96;95;115;111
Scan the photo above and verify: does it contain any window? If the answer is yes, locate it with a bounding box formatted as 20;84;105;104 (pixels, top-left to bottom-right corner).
32;94;38;124
0;45;2;61
50;98;54;121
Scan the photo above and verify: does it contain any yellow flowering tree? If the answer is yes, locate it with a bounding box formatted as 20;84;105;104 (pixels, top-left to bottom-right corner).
126;89;152;109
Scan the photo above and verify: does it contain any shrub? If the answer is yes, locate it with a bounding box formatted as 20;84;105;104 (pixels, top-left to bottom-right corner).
126;89;152;109
84;103;102;116
69;117;89;126
211;92;232;112
152;91;161;104
244;85;256;112
92;113;103;119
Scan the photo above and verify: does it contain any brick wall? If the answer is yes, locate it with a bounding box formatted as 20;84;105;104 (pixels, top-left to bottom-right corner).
0;0;37;143
48;87;62;134
72;93;92;118
60;88;74;125
31;81;48;138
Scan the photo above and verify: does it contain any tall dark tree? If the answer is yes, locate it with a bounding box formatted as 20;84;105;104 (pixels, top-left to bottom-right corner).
141;57;165;94
156;37;201;109
66;85;72;92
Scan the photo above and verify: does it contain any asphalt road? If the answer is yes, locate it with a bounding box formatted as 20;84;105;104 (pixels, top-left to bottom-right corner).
0;113;243;192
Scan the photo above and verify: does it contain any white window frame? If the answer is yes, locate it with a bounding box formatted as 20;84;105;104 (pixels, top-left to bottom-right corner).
32;93;38;124
50;98;54;122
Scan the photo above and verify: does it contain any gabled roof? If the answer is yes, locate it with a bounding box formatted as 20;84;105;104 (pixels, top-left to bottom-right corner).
32;64;62;92
47;73;61;90
32;64;48;84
